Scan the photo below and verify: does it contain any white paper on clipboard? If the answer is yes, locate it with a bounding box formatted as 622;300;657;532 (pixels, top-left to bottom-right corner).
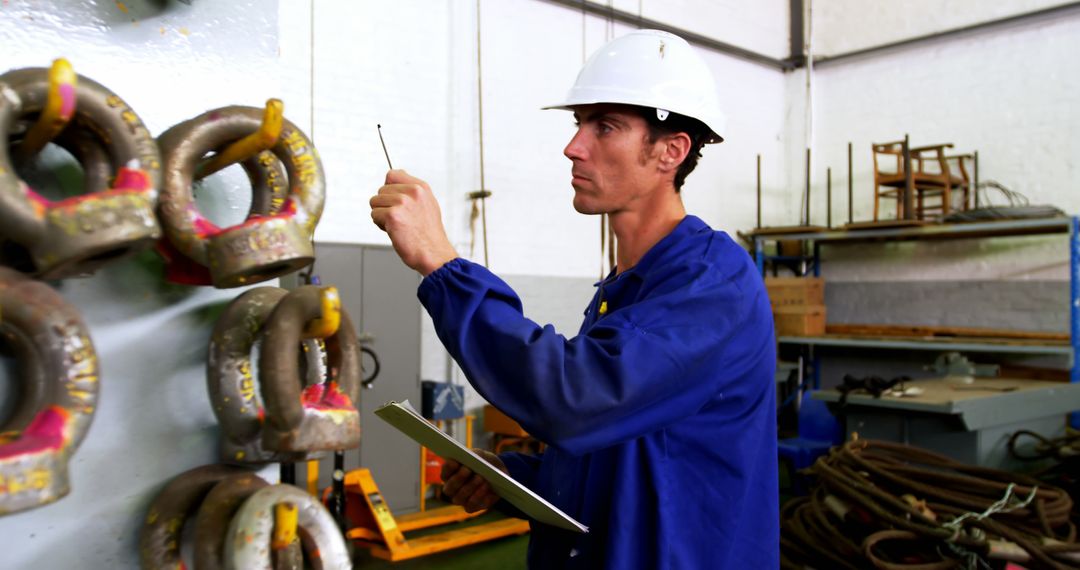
374;400;588;533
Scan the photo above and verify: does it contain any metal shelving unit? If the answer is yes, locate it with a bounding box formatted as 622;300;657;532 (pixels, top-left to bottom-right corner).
751;216;1080;425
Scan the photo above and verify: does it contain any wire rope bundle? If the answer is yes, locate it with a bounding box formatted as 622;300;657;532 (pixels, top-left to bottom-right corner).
781;439;1080;569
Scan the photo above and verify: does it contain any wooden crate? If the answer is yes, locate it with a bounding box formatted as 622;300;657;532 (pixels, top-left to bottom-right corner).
773;305;826;336
765;277;824;308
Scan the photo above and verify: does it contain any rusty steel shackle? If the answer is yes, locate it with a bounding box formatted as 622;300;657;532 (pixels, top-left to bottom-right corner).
0;267;98;516
139;464;249;570
158;148;290;286
207;286;330;464
259;285;361;453
225;484;351;570
157;105;325;288
192;472;301;570
0;64;162;279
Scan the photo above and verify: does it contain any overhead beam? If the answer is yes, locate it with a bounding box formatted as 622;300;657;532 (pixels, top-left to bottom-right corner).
814;2;1080;67
537;0;794;71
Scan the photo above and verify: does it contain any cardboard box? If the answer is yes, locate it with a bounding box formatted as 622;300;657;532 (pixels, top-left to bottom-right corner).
765;277;824;308
773;305;826;336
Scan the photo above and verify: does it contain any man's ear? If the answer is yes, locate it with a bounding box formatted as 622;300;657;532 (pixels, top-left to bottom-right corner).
658;132;692;174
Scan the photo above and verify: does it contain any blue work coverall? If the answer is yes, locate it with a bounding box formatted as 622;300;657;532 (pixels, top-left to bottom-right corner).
419;215;779;569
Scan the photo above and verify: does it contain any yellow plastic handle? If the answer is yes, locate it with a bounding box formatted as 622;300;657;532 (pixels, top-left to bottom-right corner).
271;502;299;550
197;98;284;178
304;286;341;339
16;58;77;161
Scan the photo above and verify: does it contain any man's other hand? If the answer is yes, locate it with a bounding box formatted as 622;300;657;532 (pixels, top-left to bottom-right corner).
370;169;458;276
440;449;507;513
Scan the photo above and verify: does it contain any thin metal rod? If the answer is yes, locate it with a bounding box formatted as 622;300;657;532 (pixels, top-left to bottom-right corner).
826;167;832;229
805;147;811;226
902;134;914;220
974;150;980;209
847;142;853;224
310;0;316;143
376;124;393;169
600;213;606;279
756;154;762;229
815;2;1080;67
477;0;489;267
538;0;792;70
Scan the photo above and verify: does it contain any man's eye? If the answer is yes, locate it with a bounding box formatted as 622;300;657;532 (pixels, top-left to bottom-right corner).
598;123;613;134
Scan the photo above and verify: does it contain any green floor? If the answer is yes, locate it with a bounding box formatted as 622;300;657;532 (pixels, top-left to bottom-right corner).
351;501;529;570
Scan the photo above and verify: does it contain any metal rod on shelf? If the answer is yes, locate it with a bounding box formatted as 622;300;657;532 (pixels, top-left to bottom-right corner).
902;134;914;220
827;167;832;229
756;154;762;229
974;150;980;209
847;142;853;224
805;147;811;226
1070;218;1079;426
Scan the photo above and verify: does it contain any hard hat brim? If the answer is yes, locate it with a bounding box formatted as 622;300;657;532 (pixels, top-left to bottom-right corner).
542;101;724;144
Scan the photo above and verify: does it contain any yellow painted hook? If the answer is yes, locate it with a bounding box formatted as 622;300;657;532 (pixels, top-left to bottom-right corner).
197;98;284;178
16;58;77;162
304;286;341;339
271;502;299;550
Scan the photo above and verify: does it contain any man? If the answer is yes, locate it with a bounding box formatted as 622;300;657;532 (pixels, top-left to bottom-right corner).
370;30;778;569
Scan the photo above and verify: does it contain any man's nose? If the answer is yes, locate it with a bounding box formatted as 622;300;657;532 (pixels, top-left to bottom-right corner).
564;128;587;161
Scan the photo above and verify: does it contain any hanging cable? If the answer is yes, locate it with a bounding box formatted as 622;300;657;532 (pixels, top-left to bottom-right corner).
470;0;491;268
600;0;617;276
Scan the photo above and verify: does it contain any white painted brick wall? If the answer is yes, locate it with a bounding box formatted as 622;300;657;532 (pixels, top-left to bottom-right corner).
294;0;790;278
802;8;1079;281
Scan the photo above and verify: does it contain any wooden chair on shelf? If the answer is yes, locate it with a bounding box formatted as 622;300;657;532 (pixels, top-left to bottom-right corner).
944;152;974;212
872;138;970;221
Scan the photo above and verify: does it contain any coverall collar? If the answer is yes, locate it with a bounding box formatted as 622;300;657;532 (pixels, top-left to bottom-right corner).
593;214;708;286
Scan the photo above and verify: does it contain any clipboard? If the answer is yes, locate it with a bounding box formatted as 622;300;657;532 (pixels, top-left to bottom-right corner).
374;400;588;533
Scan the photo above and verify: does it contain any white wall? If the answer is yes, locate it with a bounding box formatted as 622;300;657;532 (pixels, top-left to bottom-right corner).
300;0;790;278
804;2;1079;281
285;0;793;399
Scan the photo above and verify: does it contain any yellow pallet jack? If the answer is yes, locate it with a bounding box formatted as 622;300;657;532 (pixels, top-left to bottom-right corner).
342;468;530;561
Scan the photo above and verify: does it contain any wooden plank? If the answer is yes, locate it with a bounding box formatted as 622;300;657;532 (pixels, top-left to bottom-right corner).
810;332;1068;347
826;323;1069;342
746;225;828;236
842;219;927;230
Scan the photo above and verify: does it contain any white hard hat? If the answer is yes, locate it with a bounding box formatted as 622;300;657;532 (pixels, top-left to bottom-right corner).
544;29;726;143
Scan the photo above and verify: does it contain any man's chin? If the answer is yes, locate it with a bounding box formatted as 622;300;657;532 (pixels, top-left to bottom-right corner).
572;197;601;215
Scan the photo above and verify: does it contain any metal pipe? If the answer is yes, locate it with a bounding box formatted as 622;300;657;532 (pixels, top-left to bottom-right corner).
974;150;980;209
789;0;805;67
756;154;762;229
826;167;832;229
1072;216;1079;428
537;0;793;70
902;134;914;220
847;142;853;225
814;2;1080;67
805;147;811;226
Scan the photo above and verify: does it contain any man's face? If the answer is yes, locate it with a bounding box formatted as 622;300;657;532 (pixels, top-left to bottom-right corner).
563;104;661;215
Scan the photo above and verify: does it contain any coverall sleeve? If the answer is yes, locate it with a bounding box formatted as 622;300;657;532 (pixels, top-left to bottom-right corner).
419;257;763;456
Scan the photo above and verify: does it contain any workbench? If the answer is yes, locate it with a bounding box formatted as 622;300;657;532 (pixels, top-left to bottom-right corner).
814;377;1080;471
